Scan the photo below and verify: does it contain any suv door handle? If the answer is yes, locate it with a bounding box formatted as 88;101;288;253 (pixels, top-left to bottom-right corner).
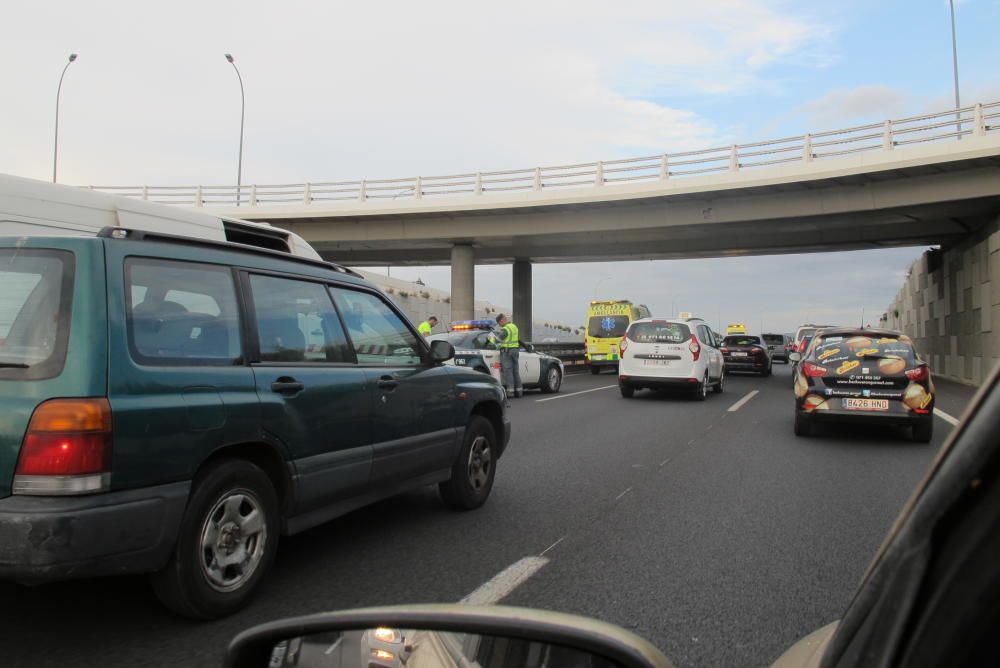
377;375;398;391
271;377;305;395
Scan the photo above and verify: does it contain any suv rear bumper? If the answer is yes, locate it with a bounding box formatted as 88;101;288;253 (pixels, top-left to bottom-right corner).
0;481;189;584
619;375;702;389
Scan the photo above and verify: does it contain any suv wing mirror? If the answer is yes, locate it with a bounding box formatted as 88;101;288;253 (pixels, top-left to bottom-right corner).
788;352;802;362
428;340;455;364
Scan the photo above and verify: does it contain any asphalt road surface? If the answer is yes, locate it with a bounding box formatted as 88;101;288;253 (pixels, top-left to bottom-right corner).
0;365;976;667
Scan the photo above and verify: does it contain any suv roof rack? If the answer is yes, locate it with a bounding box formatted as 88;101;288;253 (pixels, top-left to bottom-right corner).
96;226;363;278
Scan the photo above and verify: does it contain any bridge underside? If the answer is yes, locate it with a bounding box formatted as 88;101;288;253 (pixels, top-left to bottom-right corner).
233;154;1000;339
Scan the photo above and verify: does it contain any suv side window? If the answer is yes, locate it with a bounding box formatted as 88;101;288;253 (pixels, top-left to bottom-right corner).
248;274;352;363
126;258;242;365
329;287;422;366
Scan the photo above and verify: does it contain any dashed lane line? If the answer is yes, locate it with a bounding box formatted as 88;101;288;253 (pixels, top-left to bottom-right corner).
459;556;550;605
935;409;960;426
535;384;617;402
727;390;760;412
615;487;633;501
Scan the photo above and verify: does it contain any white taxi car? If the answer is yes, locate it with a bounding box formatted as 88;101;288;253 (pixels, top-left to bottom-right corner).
428;321;564;393
618;317;725;400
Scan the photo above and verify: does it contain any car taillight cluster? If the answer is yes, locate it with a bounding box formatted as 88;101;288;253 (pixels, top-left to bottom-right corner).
905;365;929;382
689;336;701;361
802;362;827;377
720;347;730;354
13;398;113;496
619;331;629;355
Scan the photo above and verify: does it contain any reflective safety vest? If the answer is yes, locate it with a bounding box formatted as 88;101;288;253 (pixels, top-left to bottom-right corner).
418;321;432;336
499;322;519;348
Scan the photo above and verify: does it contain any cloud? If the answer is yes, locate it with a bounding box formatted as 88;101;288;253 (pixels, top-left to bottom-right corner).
795;84;909;127
0;0;834;186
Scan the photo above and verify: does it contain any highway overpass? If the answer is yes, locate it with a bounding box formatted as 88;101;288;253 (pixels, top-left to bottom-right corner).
94;102;1000;338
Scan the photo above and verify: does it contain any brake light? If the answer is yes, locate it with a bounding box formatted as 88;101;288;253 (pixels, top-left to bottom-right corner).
905;365;929;382
798;339;807;352
619;331;629;354
750;347;763;354
720;347;730;354
13;398;112;495
689;336;701;361
802;362;827;377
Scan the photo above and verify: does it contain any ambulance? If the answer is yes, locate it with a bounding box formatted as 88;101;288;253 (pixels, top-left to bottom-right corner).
585;300;651;374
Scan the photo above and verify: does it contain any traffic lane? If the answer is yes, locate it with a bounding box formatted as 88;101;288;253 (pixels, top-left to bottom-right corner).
0;364;737;666
930;375;981;423
504;364;950;668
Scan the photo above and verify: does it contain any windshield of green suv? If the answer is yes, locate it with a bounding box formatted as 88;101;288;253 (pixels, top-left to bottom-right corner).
0;249;73;378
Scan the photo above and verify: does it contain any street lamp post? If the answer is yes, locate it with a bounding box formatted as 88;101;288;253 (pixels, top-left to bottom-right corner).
53;53;78;183
225;54;245;204
949;0;962;138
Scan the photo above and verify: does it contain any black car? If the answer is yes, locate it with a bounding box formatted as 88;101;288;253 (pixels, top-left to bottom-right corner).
762;333;792;362
791;327;934;441
721;333;772;376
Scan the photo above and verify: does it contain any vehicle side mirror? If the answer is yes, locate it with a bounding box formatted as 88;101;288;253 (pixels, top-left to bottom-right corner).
225;604;672;668
789;352;802;362
522;342;535;353
428;340;455;364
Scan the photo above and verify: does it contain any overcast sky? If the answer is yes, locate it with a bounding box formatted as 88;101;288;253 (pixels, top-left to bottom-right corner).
3;1;999;332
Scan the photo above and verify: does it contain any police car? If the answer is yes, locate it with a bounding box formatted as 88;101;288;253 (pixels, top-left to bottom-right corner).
428;320;565;393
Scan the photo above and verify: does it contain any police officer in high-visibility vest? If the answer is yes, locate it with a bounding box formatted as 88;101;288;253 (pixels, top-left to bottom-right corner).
418;315;438;338
494;314;523;398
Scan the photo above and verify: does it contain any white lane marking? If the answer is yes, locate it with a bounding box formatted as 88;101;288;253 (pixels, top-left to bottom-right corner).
325;638;343;655
540;536;566;557
935;409;960;426
460;556;549;605
615;487;633;501
536;384;617;402
660;459;670;467
728;390;760;412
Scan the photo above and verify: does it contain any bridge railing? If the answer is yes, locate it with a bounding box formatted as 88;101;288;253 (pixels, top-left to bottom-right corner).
90;101;1000;208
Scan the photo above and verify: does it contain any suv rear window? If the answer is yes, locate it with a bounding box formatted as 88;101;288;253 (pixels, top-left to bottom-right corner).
723;335;762;346
628;322;690;343
762;334;785;345
0;249;74;380
812;333;916;369
588;315;629;338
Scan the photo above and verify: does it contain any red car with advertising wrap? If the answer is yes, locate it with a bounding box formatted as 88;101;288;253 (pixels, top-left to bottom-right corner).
790;327;934;442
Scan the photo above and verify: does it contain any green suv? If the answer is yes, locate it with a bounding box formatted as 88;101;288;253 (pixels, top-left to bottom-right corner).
0;209;509;619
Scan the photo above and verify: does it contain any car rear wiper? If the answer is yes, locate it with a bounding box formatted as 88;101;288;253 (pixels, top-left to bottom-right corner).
0;362;30;368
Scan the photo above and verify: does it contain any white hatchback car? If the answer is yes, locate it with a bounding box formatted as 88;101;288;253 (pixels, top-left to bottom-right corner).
618;318;725;399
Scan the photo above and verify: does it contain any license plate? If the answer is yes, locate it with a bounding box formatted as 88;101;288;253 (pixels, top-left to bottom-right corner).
644;359;671;366
843;398;889;411
455;358;467;365
732;352;748;357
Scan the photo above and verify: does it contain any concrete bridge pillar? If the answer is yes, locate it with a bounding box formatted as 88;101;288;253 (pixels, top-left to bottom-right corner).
513;259;532;342
450;244;475;322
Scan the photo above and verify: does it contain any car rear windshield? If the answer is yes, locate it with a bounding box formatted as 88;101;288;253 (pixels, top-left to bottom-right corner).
723;335;762;346
627;322;690;343
812;334;917;368
588;315;629;338
0;249;74;380
762;334;785;345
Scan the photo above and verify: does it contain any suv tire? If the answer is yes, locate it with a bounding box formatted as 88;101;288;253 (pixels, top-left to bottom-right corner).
794;411;811;437
440;416;497;510
713;370;725;394
151;459;279;619
912;417;934;443
541;365;562;393
620;382;634;398
693;374;708;401
590;365;601;375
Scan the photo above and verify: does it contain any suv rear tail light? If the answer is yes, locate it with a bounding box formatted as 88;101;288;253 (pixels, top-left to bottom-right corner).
619;331;629;354
751;347;764;354
13;398;112;496
720;347;730;354
802;362;827;377
689;336;701;361
905;365;929;382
